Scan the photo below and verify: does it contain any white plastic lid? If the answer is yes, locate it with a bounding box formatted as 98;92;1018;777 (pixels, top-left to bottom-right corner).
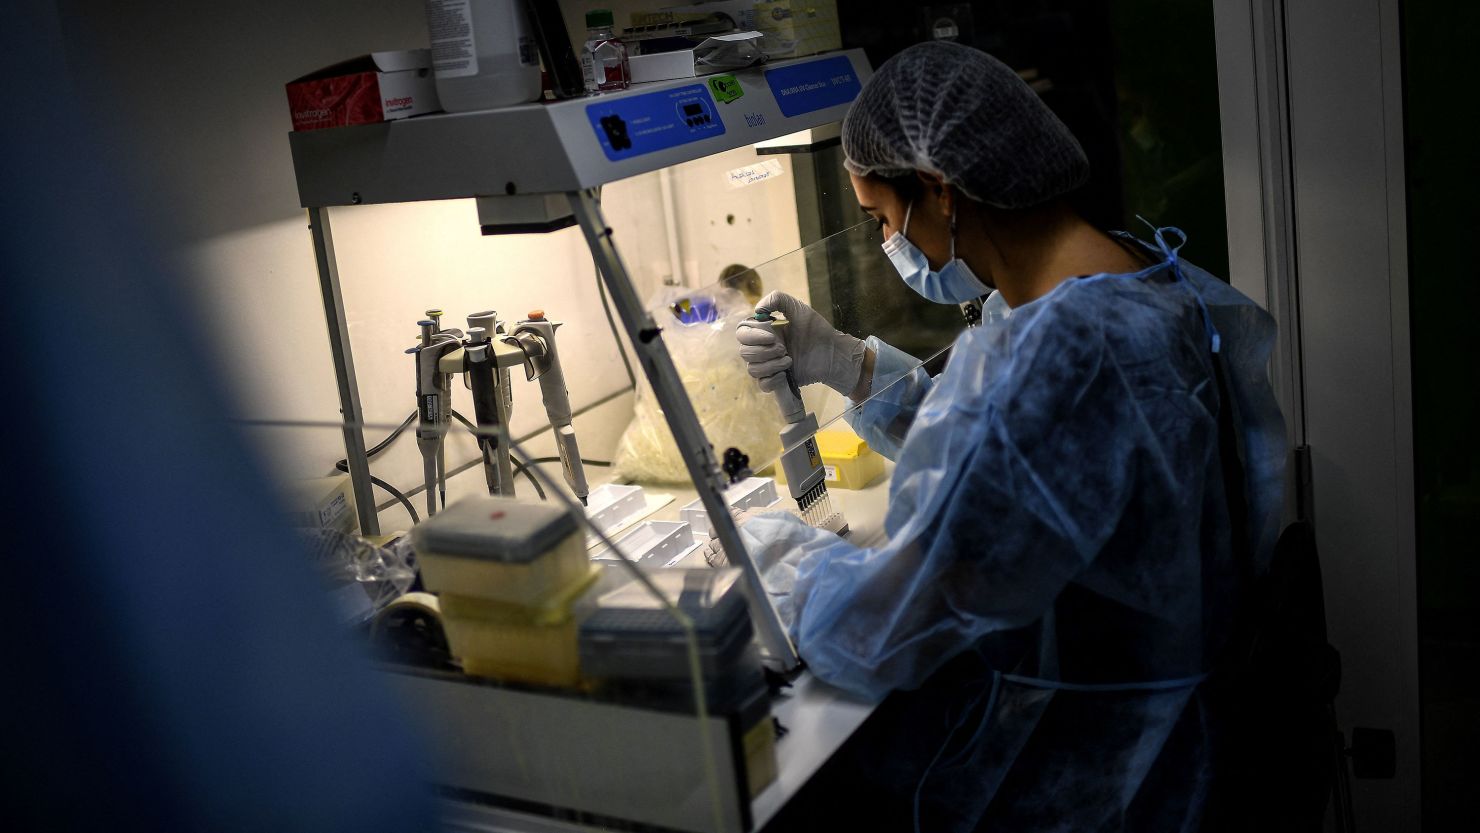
411;495;578;564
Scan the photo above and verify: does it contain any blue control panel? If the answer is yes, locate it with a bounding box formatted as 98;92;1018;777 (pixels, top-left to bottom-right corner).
586;83;725;161
764;55;861;119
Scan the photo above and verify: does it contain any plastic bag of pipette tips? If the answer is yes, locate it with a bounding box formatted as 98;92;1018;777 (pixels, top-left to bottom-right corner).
612;287;784;484
302;528;417;626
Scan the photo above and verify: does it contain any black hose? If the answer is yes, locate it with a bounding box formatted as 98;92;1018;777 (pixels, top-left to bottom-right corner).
371;475;420;524
508;456;613;504
335;406;614;514
514;456;612;468
513;456;547;500
330;411;421;521
333;411;416;474
450;410;548;500
451;410;478;433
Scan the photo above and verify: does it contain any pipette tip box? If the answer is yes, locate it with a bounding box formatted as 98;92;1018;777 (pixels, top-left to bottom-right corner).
413;495;591;606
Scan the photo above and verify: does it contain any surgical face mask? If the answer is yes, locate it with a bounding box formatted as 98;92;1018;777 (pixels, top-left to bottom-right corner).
881;201;991;304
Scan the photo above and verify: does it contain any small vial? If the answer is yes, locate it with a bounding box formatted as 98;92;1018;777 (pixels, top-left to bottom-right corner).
581;8;630;92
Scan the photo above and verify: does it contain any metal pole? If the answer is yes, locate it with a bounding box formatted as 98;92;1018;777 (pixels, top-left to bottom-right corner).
568;189;800;671
307;207;380;536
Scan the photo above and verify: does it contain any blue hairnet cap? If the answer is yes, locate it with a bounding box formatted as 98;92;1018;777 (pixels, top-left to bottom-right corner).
842;41;1091;209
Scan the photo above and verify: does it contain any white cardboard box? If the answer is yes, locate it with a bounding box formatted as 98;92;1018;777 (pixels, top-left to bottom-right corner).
629;49;699;84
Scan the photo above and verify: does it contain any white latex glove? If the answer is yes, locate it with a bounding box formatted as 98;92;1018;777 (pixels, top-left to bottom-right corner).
703;508;833;630
735;291;866;396
702;508;759;568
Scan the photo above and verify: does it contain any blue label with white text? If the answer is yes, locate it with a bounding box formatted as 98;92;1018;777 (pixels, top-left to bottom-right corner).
764;55;861;118
586;84;725;161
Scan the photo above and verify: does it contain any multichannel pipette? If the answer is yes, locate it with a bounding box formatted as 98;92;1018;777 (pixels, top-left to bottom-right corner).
748;311;841;528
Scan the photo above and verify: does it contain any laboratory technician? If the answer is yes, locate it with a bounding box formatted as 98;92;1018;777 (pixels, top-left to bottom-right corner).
732;41;1287;831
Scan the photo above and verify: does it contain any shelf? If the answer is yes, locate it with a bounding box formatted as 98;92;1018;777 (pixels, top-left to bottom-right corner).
289;49;872;208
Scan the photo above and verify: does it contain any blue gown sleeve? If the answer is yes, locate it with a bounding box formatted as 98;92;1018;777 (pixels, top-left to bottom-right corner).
744;294;1147;701
843;336;934;461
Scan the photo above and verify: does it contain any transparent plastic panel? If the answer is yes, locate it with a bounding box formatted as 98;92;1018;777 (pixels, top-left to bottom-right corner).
234;416;762;832
599;136;862;304
604;217;967;484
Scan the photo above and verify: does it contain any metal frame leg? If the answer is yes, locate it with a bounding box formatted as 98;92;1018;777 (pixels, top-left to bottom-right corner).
308;207;380;536
568;190;799;671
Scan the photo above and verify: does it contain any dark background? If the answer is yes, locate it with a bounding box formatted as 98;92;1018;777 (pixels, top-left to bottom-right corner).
1401;0;1480;828
817;0;1230;364
839;0;1230;276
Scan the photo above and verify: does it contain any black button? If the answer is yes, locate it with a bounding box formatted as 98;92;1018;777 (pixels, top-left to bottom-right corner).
600;115;632;151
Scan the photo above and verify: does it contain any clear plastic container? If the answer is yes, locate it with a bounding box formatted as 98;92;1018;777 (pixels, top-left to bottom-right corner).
679;477;783;537
587;520;701;567
581;8;630;92
424;0;542;112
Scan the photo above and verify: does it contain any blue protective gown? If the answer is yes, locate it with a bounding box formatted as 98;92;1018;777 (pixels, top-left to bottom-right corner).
743;232;1286;831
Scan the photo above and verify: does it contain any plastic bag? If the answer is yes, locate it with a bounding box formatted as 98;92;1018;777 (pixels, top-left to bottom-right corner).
302;528;417;625
613;286;784;483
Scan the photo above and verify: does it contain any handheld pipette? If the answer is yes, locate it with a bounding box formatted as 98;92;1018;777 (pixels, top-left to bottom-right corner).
406;318;460;517
749;311;841;528
462;311;517;497
508;310;590;505
428;310;458;508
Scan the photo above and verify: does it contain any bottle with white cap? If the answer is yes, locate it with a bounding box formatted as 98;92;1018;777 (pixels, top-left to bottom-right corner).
424;0;542;112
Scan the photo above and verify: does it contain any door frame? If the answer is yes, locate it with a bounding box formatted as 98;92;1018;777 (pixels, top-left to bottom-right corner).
1212;0;1420;827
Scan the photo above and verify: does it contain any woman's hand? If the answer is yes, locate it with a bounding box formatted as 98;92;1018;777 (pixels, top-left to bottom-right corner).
702;508;759;568
735;291;868;397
